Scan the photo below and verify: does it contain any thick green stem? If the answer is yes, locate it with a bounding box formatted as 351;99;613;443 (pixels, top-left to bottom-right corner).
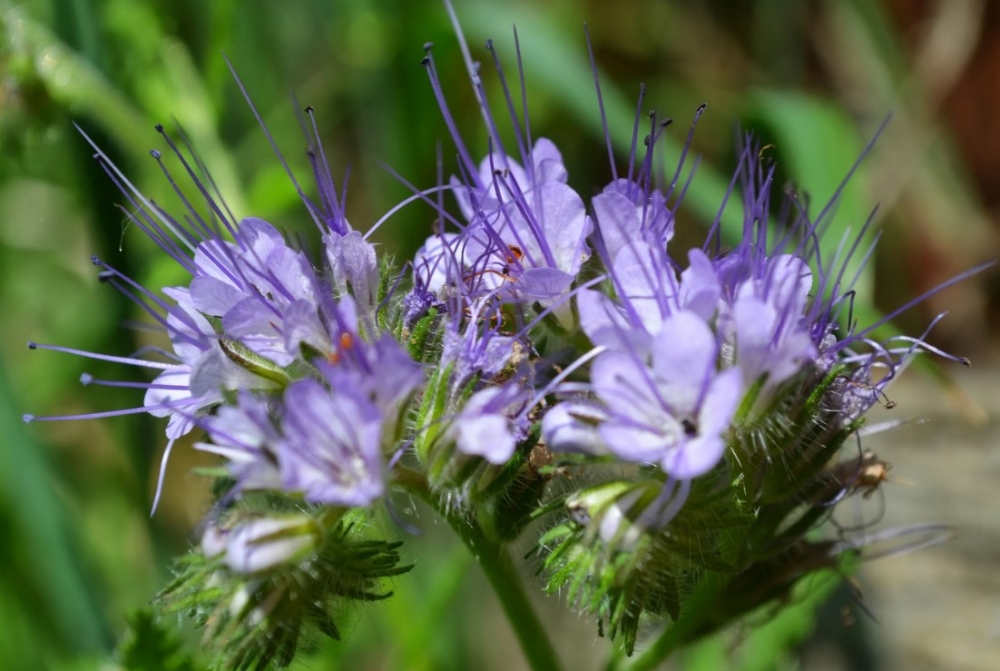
624;577;725;671
624;622;689;671
446;510;563;671
395;467;563;671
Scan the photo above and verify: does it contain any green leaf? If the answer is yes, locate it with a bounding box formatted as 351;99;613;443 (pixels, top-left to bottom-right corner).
1;5;151;161
0;363;108;656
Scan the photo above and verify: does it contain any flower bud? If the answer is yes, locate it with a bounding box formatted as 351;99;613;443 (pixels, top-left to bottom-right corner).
213;516;321;575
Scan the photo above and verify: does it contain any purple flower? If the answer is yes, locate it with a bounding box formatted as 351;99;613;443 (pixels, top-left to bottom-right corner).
576;245;712;356
677;248;722;322
461;178;592;303
277;378;385;507
194;393;282;492
448;384;528;464
713;253;817;390
541;401;608;456
316;333;424;424
590;310;744;478
732;295;816;390
183;217;321;367
140;299;220;439
325;229;380;316
592;179;674;264
421;36;593;306
451;138;568;221
413;232;463;297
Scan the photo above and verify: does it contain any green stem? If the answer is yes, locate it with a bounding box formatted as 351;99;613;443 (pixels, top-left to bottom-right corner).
624;576;725;671
395;467;564;671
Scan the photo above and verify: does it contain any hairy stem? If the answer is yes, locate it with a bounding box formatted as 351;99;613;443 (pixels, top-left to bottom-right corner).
625;576;725;671
395;466;564;671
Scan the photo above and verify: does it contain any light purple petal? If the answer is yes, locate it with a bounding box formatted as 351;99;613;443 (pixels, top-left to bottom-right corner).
599;423;674;464
454;414;515;464
577;288;624;342
612;241;673;334
542;403;608;455
144;368;192;418
190;276;245;316
517;268;574;301
165;413;195;439
593;190;641;262
238;217;285;258
326;230;379;309
189;345;274;399
537;181;591;276
592;351;662;420
283;299;328;358
192;239;238;283
734;297;816;388
650;310;717;414
222;297;278;338
679;248;721;321
661;434;726;478
530;138;568;184
451;386;519;464
414;232;463;293
698;368;744;436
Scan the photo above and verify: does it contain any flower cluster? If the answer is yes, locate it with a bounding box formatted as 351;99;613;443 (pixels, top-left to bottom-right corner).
25;4;982;669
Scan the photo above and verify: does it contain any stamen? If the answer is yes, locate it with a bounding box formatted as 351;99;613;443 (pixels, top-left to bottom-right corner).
225;57;327;232
626;83;647;190
80;373;187;390
151;438;177;515
28;342;178;370
584;24;616;182
154;124;238;240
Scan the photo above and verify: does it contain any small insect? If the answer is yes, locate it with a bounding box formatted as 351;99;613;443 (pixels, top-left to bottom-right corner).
462;243;524;284
855;453;892;499
841;604;855;627
505;244;524;265
528;443;553;474
812;449;894;505
496;244;525;278
843;376;897;409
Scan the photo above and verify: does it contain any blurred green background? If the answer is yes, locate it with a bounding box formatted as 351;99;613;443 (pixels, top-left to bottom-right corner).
2;0;998;669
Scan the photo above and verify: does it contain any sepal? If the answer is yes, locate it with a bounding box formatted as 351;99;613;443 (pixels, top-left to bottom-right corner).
158;508;412;670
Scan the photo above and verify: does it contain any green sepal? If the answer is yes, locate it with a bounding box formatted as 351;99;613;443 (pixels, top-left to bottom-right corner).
158;508;412;671
219;337;290;386
413;362;454;467
405;307;440;363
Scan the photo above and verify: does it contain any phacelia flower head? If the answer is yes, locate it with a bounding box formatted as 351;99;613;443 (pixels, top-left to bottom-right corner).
22;4;993;668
